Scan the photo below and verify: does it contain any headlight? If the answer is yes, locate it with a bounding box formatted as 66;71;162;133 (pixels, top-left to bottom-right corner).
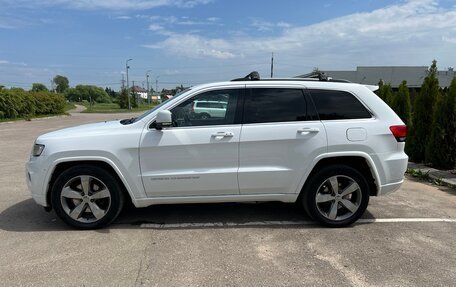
32;144;45;157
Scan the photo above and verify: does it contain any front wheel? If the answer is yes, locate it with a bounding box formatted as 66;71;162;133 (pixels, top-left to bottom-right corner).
302;165;370;227
51;165;124;229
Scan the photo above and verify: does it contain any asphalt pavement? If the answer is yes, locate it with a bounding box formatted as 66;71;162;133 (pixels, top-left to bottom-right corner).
0;110;455;286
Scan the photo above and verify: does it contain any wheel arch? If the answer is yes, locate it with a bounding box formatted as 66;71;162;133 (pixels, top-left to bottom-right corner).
45;159;136;209
297;153;380;199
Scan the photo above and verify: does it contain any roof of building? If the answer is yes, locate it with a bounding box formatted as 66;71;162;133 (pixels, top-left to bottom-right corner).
297;66;455;88
131;85;147;93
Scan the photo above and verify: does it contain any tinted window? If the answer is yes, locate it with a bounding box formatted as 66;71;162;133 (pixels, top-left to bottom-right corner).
170;89;241;127
310;90;371;120
244;88;308;124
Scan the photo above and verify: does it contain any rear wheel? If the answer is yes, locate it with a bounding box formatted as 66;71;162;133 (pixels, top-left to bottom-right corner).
302;165;369;227
51;165;124;229
199;112;210;119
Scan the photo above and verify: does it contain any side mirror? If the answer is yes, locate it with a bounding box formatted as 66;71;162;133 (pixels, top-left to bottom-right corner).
153;110;173;130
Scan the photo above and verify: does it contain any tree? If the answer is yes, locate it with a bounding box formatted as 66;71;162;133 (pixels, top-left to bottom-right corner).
391;81;411;125
376;81;393;106
118;89;129;109
425;78;456;169
53;75;69;93
65;85;111;103
407;60;441;162
31;83;48;92
105;87;118;97
384;84;394;106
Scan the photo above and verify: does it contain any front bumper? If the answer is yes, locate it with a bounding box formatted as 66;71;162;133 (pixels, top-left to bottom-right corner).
26;156;50;207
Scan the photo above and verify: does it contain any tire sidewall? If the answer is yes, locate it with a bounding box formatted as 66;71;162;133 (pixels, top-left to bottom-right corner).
51;165;124;229
303;165;370;227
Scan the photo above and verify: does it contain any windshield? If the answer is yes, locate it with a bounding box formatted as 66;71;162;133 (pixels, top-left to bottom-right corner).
133;88;192;123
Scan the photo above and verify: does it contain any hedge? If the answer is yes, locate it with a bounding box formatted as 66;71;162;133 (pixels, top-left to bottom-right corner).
0;88;65;119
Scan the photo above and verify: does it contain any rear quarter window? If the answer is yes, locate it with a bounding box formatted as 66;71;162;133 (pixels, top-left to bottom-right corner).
309;89;372;120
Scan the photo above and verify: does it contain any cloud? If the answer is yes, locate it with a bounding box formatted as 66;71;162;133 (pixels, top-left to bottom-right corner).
0;60;9;64
143;34;236;59
143;0;456;67
0;17;25;29
148;23;164;31
115;15;132;20
250;19;275;32
2;0;212;10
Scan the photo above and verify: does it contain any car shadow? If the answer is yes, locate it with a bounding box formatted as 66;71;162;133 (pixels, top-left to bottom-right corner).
0;198;377;232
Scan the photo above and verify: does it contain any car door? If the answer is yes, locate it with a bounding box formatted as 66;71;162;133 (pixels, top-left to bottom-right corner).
140;88;243;197
238;86;327;195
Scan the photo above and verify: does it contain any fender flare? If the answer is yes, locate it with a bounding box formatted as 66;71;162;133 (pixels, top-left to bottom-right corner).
295;151;381;196
42;156;145;206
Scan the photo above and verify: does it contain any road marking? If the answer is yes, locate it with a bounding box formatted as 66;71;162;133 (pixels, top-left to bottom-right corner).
357;218;456;223
139;218;456;228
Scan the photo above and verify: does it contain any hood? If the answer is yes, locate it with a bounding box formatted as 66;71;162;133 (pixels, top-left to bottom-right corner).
37;120;124;141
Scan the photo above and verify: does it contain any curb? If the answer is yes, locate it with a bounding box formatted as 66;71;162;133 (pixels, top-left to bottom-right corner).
407;162;456;188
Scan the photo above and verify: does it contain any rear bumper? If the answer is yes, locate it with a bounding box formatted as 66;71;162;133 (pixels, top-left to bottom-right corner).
374;151;408;196
378;180;404;196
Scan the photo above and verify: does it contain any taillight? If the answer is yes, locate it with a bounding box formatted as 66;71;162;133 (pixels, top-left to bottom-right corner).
389;125;407;142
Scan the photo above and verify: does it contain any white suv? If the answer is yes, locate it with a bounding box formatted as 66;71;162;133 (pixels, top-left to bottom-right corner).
26;72;408;229
192;100;228;119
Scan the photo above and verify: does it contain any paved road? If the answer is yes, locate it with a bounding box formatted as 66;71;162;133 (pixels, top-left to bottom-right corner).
1;112;455;286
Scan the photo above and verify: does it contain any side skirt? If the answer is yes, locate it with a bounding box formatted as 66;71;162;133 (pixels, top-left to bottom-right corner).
132;193;299;208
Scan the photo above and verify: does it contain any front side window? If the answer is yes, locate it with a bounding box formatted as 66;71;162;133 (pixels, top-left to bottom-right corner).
170;89;241;127
244;88;308;124
309;90;372;120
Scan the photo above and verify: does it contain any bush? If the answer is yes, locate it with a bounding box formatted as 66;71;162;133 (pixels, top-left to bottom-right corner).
0;88;65;120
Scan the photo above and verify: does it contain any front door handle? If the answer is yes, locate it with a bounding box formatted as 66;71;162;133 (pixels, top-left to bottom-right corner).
211;132;234;138
297;127;320;133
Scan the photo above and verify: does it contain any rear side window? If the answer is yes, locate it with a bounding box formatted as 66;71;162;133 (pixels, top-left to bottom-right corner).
244;88;308;124
309;90;372;120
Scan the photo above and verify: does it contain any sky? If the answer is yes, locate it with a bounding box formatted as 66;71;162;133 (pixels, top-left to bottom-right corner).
0;0;455;90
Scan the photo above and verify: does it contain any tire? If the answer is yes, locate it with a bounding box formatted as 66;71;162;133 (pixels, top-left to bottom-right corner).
302;164;370;227
51;165;124;229
199;113;210;120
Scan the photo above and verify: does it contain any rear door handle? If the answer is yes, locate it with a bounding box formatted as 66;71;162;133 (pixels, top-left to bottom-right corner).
297;127;320;133
211;132;234;138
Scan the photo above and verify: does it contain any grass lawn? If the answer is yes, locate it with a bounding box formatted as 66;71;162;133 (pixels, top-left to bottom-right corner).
80;102;157;113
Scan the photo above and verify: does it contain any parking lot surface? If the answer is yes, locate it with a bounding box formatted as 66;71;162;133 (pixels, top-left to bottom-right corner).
1;111;455;286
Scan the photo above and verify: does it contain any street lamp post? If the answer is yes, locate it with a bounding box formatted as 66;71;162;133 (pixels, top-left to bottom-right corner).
146;70;152;104
126;58;132;110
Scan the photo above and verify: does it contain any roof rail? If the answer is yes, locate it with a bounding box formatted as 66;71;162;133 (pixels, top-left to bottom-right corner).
294;71;351;83
230;71;351;83
231;71;260;81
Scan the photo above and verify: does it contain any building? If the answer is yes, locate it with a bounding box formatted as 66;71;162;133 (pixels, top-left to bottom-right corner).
131;86;148;99
298;66;455;89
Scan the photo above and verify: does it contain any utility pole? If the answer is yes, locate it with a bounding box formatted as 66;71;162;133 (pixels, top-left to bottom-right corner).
121;73;125;90
126;58;132;110
146;70;152;104
155;76;160;103
270;52;274;78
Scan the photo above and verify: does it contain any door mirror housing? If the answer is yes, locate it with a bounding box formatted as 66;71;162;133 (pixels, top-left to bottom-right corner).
153;110;173;130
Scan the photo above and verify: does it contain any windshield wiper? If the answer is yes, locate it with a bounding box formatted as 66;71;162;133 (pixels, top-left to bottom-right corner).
120;117;136;125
